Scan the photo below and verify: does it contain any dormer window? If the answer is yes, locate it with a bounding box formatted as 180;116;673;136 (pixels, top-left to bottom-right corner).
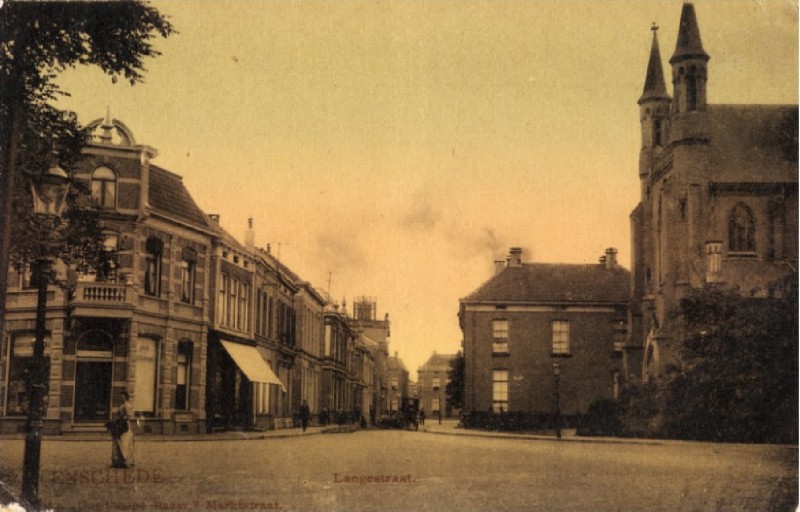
91;166;117;209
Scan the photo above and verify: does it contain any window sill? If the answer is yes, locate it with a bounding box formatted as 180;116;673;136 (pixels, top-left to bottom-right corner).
550;353;572;358
727;252;757;259
492;351;510;357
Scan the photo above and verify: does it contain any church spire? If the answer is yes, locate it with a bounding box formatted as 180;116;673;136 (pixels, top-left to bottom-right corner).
669;2;709;65
639;23;670;105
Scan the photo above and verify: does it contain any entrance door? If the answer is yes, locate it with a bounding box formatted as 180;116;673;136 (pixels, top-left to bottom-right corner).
74;361;112;421
74;331;114;422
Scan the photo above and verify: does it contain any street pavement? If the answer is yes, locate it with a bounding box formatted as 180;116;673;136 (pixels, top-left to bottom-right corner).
0;423;796;512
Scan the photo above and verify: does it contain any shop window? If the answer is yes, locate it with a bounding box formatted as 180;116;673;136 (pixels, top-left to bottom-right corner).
4;333;51;416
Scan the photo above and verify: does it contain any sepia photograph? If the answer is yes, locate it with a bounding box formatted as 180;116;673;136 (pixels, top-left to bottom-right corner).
0;0;797;510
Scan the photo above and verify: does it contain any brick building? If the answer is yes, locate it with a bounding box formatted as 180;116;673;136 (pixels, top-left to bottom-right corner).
627;3;798;383
417;352;459;419
2;114;215;435
459;247;629;419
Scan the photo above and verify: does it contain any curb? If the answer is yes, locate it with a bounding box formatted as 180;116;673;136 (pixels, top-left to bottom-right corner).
0;429;328;443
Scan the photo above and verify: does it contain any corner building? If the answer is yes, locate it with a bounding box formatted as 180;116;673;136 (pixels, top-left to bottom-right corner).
627;4;798;383
1;116;214;434
460;248;628;419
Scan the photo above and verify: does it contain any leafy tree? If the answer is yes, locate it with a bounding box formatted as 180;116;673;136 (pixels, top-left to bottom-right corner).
645;283;798;443
446;351;465;411
0;1;175;312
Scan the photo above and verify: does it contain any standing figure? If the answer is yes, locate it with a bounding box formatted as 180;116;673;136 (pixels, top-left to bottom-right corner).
299;400;311;432
111;391;135;468
418;408;425;426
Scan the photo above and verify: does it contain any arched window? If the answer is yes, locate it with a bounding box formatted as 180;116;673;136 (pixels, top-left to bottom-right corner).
728;203;756;253
91;166;117;209
687;66;698;112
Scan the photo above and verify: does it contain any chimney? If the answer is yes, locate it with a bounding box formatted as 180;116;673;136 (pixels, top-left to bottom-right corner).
604;248;618;269
245;217;255;252
507;247;523;267
208;214;220;225
266;243;271;255
494;260;505;274
394;351;398;358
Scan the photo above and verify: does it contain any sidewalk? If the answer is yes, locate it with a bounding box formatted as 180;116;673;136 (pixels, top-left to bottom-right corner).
1;426;328;442
420;419;678;447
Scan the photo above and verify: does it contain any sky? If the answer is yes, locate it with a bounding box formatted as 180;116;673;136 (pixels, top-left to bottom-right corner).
53;0;798;379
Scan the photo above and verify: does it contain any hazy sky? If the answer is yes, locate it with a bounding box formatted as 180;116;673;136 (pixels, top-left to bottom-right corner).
54;0;798;378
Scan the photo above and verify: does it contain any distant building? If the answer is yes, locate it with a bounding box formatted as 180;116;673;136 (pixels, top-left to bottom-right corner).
386;351;409;414
418;352;459;418
628;3;798;383
349;297;390;417
459;247;629;419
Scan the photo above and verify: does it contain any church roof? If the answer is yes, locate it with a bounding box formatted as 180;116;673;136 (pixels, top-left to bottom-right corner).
149;165;211;228
670;2;709;64
639;29;670;104
462;263;630;305
708;105;799;179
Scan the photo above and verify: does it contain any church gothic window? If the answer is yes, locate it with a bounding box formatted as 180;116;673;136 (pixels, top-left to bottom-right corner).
728;203;756;254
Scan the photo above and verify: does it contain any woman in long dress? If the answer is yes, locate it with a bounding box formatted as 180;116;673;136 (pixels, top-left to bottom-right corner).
111;391;135;468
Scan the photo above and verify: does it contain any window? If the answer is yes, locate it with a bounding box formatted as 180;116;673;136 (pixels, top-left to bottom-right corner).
180;247;197;304
97;232;118;282
390;378;398;390
432;398;440;413
728;203;756;254
492;319;509;353
5;334;51;416
91;166;117;209
687;67;698;111
432;377;440;391
175;341;192;410
552;320;570;355
492;370;508;413
144;237;163;297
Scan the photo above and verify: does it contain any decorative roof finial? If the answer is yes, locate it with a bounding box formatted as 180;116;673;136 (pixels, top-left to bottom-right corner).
100;106;114;144
651;22;659;32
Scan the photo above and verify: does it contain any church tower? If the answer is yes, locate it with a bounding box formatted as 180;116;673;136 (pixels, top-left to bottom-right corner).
668;2;710;143
638;24;671;195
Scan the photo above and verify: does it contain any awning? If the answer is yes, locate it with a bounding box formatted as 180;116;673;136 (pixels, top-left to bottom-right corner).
220;340;285;391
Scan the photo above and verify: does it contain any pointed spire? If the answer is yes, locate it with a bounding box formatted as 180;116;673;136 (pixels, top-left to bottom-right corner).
99;106;114;144
670;3;709;64
639;23;670;105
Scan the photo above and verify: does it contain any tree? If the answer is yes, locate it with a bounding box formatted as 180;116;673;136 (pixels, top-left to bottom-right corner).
0;0;175;329
446;351;465;411
651;283;797;443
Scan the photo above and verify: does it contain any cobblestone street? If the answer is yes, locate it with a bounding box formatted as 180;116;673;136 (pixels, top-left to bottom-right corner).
1;427;796;512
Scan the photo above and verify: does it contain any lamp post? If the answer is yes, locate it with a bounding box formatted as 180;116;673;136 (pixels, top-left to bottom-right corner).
552;361;561;440
21;163;70;509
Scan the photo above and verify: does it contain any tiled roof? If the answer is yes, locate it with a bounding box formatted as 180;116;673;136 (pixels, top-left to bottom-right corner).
148;166;211;228
419;353;457;372
708;105;798;179
387;356;408;373
462;263;630;305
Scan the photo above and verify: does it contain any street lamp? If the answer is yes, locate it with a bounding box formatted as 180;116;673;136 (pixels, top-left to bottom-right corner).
21;163;70;509
552;361;561;440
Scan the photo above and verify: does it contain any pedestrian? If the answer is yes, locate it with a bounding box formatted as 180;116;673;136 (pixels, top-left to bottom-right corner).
110;391;134;469
299;400;310;432
419;408;425;426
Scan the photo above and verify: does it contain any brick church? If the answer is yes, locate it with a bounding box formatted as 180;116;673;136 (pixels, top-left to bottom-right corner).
626;3;798;383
